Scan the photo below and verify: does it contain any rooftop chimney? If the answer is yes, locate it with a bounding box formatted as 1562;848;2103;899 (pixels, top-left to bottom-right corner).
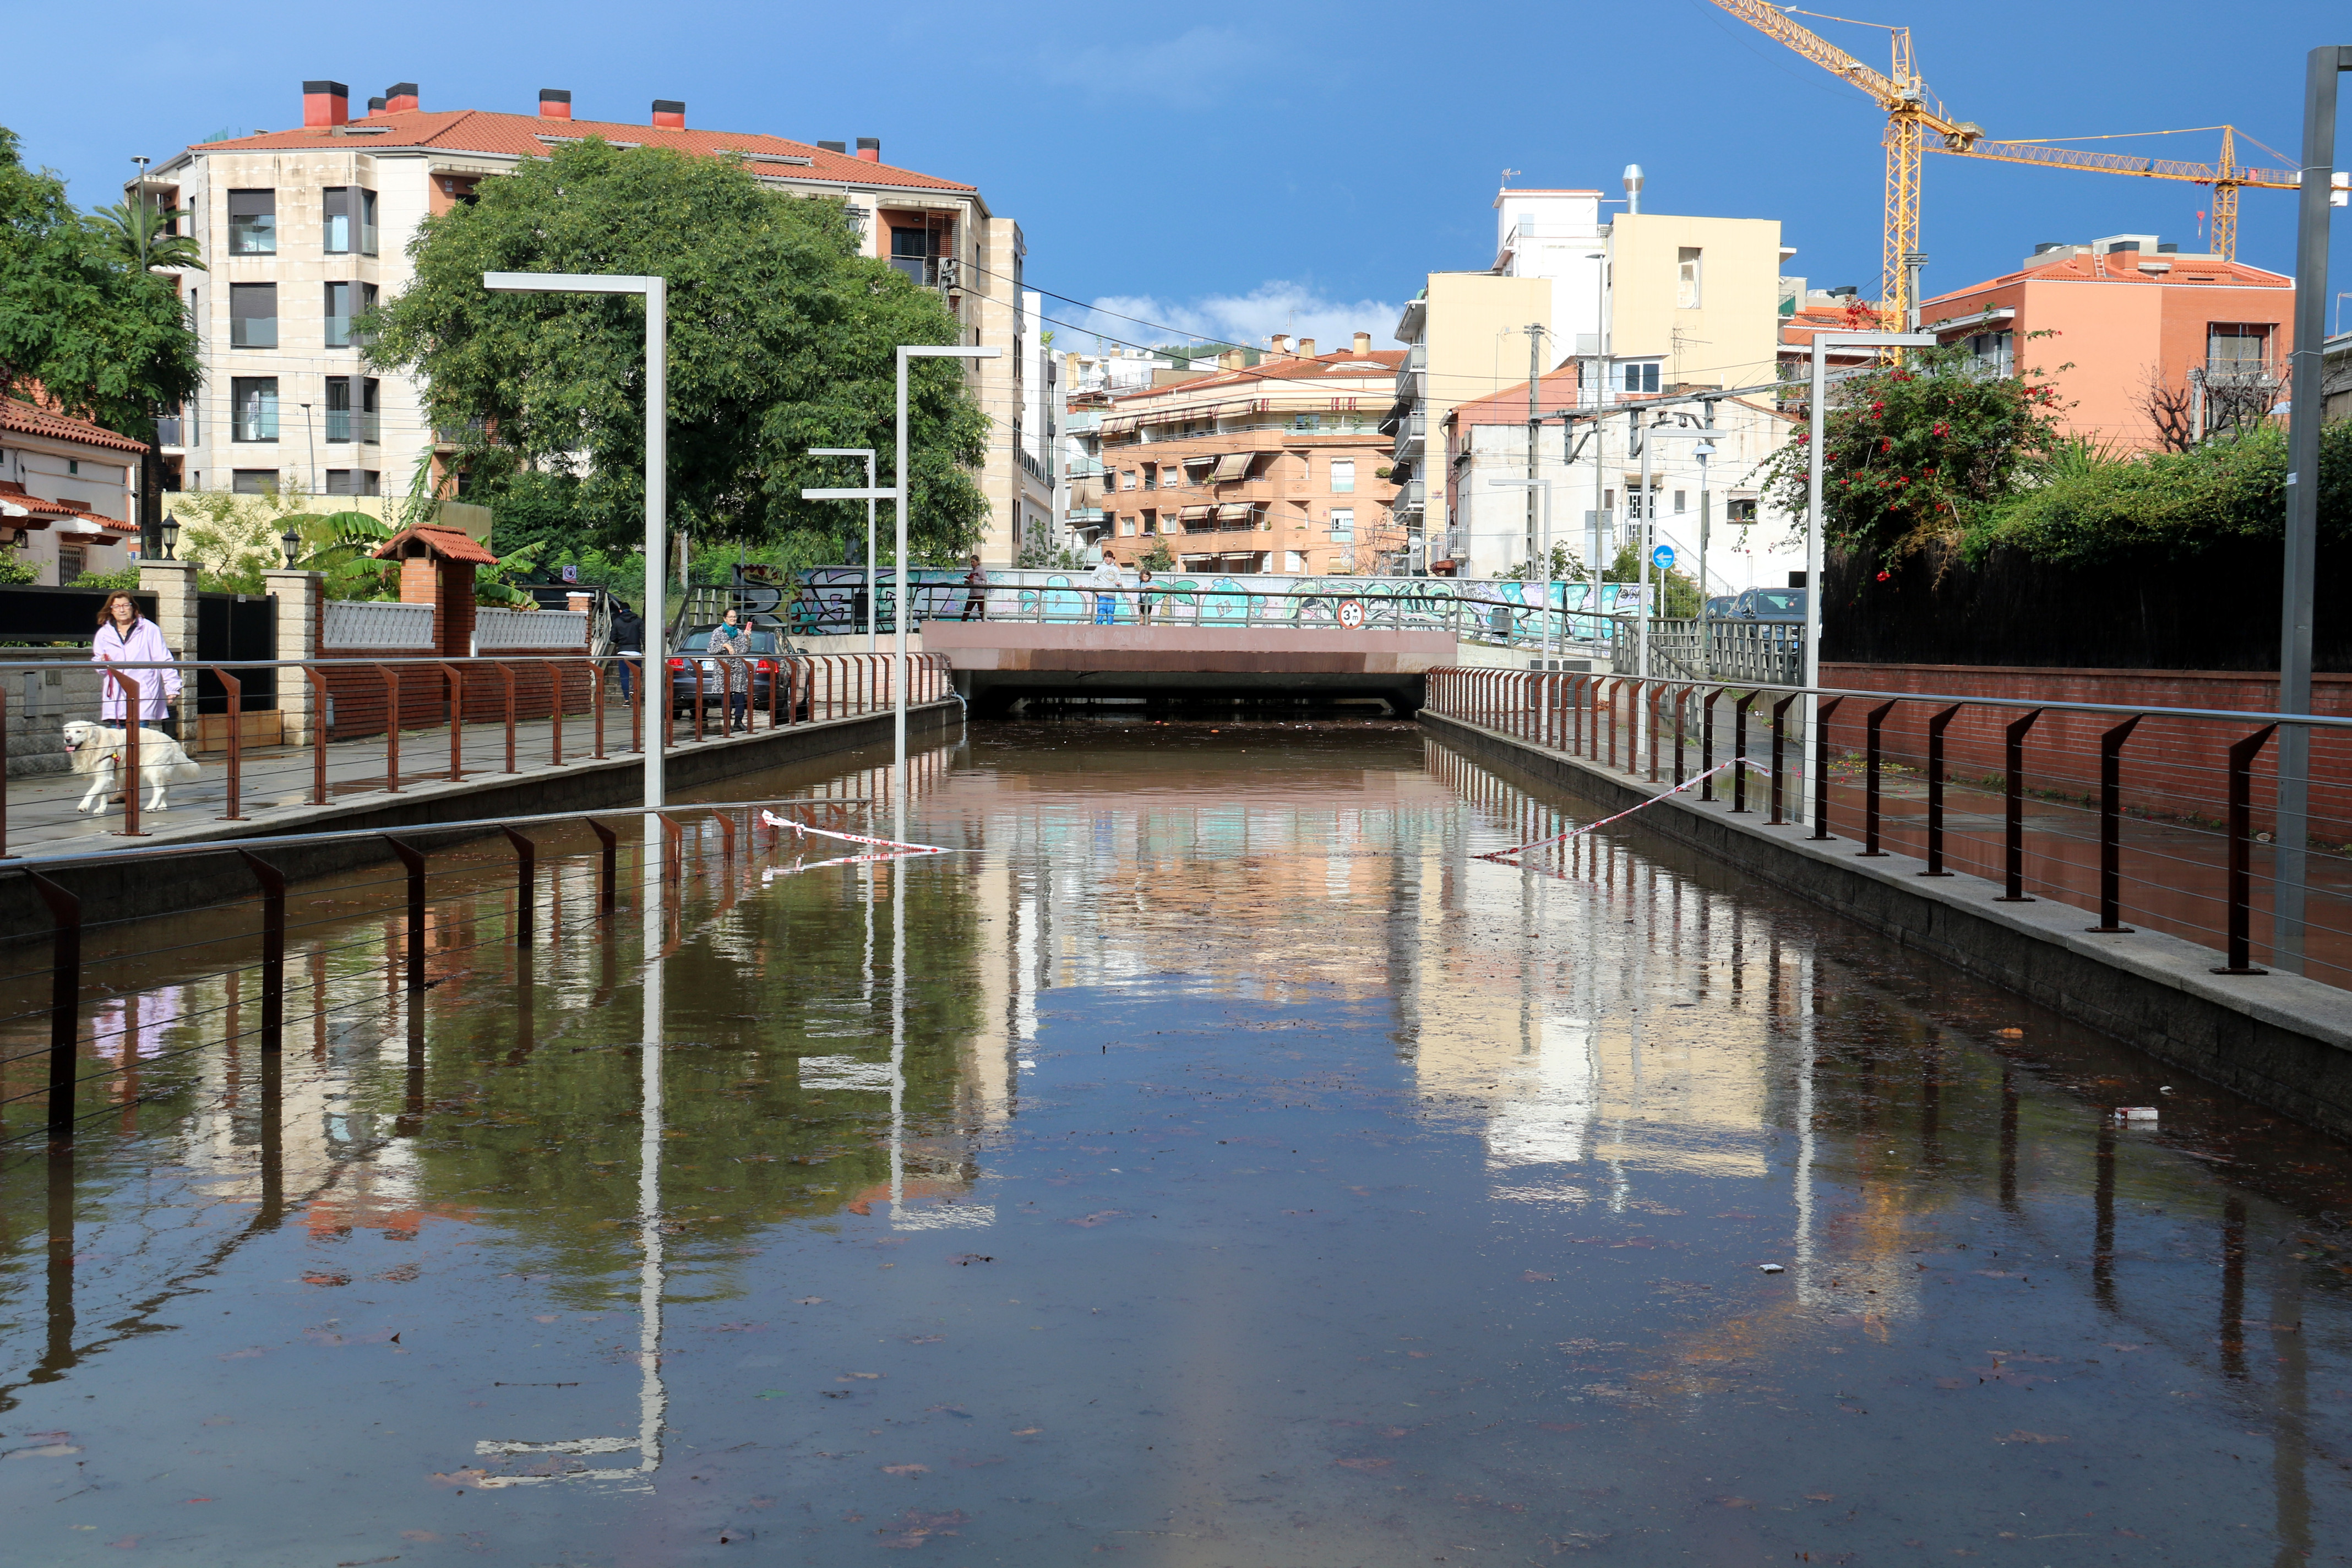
652;99;685;129
384;83;419;113
1218;349;1246;371
818;140;846;153
1269;333;1292;355
303;80;350;129
856;136;881;162
367;96;387;115
1353;331;1371;354
538;89;572;120
1297;337;1316;357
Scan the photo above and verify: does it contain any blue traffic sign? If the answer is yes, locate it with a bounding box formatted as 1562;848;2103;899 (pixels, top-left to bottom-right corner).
1651;545;1676;570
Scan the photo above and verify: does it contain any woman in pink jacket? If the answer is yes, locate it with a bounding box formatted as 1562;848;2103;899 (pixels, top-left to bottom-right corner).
91;591;183;725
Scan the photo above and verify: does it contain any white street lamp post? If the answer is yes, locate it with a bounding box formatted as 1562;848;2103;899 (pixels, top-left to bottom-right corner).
810;447;879;651
482;271;668;867
807;344;999;835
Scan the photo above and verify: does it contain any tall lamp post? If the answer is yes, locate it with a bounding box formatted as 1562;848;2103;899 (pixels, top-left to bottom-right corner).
810;448;879;651
482;271;668;864
2274;44;2352;974
807;344;999;835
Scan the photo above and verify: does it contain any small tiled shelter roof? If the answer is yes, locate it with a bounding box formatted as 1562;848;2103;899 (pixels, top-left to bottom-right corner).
371;523;499;565
0;480;130;538
1;396;150;455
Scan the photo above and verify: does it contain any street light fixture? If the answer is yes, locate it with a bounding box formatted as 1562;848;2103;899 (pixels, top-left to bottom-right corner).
809;447;879;652
157;514;179;560
805;344;999;835
280;522;302;569
482;270;668;862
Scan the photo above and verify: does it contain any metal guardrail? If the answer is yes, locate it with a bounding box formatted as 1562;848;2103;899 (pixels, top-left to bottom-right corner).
1427;666;2352;986
0;651;952;858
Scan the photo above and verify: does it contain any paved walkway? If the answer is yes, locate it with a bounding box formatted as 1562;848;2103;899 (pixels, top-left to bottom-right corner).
3;695;909;861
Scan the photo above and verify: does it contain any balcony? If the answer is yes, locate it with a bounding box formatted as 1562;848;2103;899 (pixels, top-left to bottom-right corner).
1391;409;1425;466
434;418;488;447
230;317;277;350
153;417;184;449
1391;479;1424;516
1393;341;1426;405
325;410;382;444
233;408;279;443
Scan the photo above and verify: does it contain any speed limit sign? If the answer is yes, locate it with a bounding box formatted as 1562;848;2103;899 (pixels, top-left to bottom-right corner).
1337;598;1366;629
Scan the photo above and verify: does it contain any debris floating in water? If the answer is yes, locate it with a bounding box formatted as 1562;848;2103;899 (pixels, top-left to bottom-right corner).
2114;1106;2159;1122
1757;1264;1786;1274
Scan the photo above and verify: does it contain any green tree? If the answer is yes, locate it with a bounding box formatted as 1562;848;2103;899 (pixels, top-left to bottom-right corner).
0;126;200;441
86;198;206;274
1756;335;2067;562
366;138;989;564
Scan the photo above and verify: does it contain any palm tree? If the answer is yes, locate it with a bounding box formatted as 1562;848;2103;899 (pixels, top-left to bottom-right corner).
87;199;205;273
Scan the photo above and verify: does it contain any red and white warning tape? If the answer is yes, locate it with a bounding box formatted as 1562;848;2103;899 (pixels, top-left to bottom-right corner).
1477;757;1768;864
759;810;956;857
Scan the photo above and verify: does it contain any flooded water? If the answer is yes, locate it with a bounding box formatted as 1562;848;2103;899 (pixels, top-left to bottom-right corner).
5;715;2352;1565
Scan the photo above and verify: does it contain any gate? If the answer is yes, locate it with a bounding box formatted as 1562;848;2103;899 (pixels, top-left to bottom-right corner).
194;592;277;712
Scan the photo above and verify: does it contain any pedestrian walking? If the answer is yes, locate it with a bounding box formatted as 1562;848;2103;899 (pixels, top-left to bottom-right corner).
91;591;183;805
709;607;753;732
960;554;989;622
1090;554;1124;626
609;598;645;701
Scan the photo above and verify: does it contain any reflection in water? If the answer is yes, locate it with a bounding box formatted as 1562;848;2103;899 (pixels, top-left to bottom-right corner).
1;722;2348;1561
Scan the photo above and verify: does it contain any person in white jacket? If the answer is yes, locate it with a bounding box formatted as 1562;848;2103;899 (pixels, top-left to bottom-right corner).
1090;554;1125;627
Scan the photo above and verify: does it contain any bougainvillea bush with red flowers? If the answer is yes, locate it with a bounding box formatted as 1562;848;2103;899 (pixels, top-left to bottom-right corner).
1755;337;2067;561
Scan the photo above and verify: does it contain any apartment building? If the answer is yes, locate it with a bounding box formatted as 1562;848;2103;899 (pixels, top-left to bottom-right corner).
1439;365;1798;591
1389;185;1785;569
139;80;1046;563
1072;334;1404;576
1916;234;2293;450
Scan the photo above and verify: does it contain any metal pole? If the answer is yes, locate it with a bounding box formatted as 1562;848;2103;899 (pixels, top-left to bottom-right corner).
2273;44;2351;975
644;279;668;881
894;349;911;837
865;454;878;654
1806;336;1828;812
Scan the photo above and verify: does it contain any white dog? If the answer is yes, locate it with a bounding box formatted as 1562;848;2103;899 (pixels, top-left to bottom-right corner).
63;720;201;815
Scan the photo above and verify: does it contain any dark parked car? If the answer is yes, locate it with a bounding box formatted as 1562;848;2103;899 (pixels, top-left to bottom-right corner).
1729;587;1806;623
1702;595;1738;619
668;628;807;722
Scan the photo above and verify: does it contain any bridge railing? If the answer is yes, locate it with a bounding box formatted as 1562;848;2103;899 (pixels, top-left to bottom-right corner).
1425;665;2352;991
918;580;1625;651
0;651;951;859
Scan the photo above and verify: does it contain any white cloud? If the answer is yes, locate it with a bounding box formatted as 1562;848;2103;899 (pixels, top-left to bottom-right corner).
1064;281;1403;358
1042;27;1245;107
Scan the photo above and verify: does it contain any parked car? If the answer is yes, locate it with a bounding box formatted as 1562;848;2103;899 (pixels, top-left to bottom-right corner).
668;627;808;721
1730;587;1806;623
1702;595;1738;619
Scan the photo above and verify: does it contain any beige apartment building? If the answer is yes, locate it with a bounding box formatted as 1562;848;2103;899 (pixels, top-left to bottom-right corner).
138;80;1047;563
1071;335;1404;576
1389;186;1786;571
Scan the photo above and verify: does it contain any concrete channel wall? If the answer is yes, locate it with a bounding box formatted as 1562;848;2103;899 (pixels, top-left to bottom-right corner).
1422;709;2352;1141
0;700;961;939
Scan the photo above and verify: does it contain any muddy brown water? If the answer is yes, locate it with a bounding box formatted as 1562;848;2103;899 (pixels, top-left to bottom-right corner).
2;715;2349;1564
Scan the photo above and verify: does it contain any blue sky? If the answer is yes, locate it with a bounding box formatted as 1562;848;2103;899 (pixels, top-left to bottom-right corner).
11;0;2349;350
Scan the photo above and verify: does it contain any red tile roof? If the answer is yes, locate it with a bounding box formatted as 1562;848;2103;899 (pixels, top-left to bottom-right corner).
1102;351;1404;406
0;480;129;535
1921;249;2289;313
1447;366;1587;425
0;396;149;455
371;523;499;565
192;108;976;194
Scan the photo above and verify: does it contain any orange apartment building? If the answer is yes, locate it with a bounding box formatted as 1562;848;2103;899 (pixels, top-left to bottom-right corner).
1916;233;2293;450
1075;334;1406;575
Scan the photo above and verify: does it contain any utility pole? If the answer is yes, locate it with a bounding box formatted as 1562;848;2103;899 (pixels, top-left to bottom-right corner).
2274;43;2352;974
1525;322;1544;651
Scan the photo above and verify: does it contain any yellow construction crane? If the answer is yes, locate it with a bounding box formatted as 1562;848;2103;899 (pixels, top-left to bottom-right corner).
1706;1;2299;326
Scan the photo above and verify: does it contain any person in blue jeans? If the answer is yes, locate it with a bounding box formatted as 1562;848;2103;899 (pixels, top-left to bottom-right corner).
1091;555;1124;625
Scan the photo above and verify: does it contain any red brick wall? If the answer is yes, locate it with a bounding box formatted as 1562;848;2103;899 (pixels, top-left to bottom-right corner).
1821;663;2352;845
315;650;607;744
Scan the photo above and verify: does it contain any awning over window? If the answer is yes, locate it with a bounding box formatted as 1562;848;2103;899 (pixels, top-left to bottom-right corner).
1212;503;1255;522
1178;505;1213;521
1208;451;1255;482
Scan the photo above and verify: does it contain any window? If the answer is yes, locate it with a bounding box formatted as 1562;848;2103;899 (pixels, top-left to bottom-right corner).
324;281;377;348
231;378;279;441
322;187;378;254
1677;247;1702;309
1726;497;1758;523
2207;323;2271;369
1673;490;1687;514
230;283;277;349
1142;464;1157;490
1621;362;1660;394
58;545;87;585
1120;516;1137;536
231;469;278;494
325;469;381;496
1141;509;1157;535
1330;459;1355;493
1330;508;1355;541
227;189;276;254
1964;330;2014;376
325;377;380;443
